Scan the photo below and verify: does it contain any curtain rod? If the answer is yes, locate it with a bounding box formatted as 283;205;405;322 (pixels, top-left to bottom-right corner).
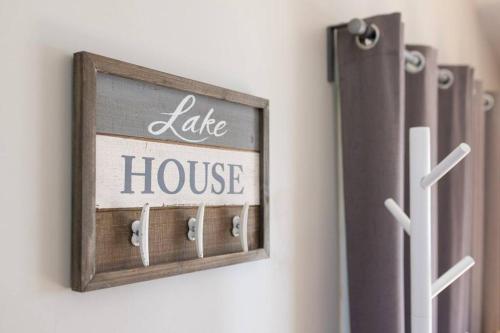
347;19;424;68
484;93;495;111
347;18;454;88
339;18;495;107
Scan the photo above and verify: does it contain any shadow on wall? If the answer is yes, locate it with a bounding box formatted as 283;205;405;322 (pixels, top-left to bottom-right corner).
32;19;136;291
291;23;339;332
35;43;73;290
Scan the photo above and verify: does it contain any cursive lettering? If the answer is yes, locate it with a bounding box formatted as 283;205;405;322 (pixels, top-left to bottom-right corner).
148;95;228;143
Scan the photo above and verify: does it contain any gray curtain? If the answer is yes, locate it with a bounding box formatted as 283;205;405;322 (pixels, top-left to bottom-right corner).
404;45;438;333
436;65;474;333
482;91;500;333
469;80;486;333
336;13;405;333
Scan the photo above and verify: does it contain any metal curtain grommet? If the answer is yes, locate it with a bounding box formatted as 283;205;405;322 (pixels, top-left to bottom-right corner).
355;24;380;50
438;68;454;90
405;50;426;74
483;93;495;112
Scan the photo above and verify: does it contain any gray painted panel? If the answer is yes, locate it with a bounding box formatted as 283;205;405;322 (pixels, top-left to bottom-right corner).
96;73;260;150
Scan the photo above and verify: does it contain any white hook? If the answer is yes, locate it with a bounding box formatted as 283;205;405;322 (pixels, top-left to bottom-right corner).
420;143;470;188
232;202;249;252
131;203;150;267
384;198;411;235
432;256;475;298
187;203;205;258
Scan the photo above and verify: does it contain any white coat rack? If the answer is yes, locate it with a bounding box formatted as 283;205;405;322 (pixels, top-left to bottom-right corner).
384;127;475;333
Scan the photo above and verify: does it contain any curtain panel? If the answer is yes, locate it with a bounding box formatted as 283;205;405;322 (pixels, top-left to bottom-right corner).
331;12;495;333
336;13;405;333
470;80;486;333
482;91;500;333
437;66;474;333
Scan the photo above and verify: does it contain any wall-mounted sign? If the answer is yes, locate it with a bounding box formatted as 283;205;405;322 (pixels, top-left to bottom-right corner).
95;73;261;208
72;52;269;292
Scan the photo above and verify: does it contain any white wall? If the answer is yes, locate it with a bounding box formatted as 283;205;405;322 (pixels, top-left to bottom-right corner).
0;1;497;332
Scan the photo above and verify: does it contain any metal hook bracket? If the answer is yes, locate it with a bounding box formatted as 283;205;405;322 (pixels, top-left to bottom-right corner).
187;218;197;241
231;203;249;252
231;217;242;237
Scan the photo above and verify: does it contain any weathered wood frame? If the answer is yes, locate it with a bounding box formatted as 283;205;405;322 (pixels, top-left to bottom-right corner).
72;52;270;292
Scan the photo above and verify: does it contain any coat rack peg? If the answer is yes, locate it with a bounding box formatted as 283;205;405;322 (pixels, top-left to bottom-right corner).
432;256;475;299
420;143;471;188
232;202;249;252
131;203;150;267
187;203;205;258
384;198;411;235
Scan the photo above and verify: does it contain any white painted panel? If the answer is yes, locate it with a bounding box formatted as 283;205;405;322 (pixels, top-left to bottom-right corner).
96;135;259;208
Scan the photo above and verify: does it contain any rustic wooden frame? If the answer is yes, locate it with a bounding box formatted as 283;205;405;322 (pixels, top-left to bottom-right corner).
72;52;270;292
